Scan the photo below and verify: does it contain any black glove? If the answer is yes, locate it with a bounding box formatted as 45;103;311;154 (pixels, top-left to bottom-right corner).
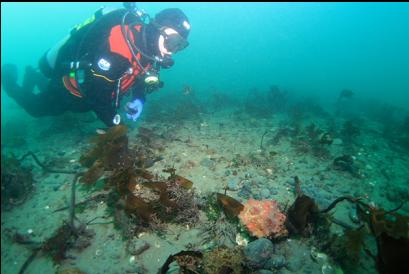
160;56;174;69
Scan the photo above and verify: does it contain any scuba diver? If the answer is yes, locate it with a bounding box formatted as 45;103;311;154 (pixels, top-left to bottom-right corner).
1;3;190;126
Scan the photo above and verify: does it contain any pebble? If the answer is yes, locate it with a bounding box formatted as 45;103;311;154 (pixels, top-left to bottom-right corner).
349;208;360;224
254;271;274;274
244;238;275;268
200;158;215;168
127;239;150;255
239;188;251;199
321;263;336;274
260;188;270;199
286;258;303;272
253;193;262;200
228;180;239;190
265;255;286;269
310;247;328;265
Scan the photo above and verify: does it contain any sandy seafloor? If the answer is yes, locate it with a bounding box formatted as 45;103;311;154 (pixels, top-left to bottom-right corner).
1;100;409;274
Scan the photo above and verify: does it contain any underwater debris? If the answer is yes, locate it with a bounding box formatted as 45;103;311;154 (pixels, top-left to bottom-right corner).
1;153;34;210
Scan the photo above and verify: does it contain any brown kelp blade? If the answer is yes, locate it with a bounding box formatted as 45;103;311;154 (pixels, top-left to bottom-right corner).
125;194;153;221
80;125;128;168
79;160;104;184
173;175;193;189
217;193;244;219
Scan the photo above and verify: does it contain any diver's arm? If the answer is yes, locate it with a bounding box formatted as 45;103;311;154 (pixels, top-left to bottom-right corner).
93;104;116;127
130;78;146;102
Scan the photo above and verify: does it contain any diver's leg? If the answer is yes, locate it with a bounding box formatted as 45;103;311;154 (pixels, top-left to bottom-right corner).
23;65;50;93
1;64;20;98
2;64;64;117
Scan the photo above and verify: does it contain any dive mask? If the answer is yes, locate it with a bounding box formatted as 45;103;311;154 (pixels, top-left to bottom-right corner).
160;27;189;53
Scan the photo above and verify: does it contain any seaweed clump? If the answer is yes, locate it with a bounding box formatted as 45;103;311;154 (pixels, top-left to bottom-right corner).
358;205;409;274
160;247;247;274
13;221;95;274
317;197;409;274
1;153;34;210
202;246;246;274
285;176;320;236
199;193;244;247
301;123;332;159
340;119;361;146
78;125;199;237
333;154;363;178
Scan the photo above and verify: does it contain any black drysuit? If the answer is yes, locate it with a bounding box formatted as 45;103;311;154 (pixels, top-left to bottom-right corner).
2;8;160;126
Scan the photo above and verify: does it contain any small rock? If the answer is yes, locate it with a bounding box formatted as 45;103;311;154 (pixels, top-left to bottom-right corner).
254;270;274;274
349;208;360;224
311;247;328;265
228;180;239;191
333;138;343;145
265;255;286;269
200;158;215;168
244;238;275;268
260;188;270;199
238;187;251;199
253;193;262;200
127;239;150;255
286;258;303;272
321;263;336;274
